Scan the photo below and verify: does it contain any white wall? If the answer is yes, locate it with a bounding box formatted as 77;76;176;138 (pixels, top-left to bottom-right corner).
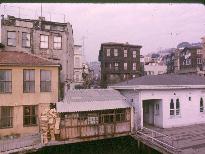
144;64;167;75
118;88;205;129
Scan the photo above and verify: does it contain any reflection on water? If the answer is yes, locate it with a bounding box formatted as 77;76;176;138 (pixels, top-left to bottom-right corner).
30;136;161;154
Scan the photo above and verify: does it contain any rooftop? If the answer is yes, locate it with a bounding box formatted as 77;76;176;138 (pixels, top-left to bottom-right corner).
110;74;205;87
0;51;60;67
57;89;130;112
101;42;142;48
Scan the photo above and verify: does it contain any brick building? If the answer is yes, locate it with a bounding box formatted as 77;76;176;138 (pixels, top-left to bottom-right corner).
178;46;204;75
1;15;74;93
98;42;142;87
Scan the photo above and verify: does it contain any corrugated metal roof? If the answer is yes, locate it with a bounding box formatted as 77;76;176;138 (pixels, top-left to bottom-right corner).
57;100;130;112
56;89;130;112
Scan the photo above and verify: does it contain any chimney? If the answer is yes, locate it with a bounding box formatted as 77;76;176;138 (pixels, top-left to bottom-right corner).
39;16;45;21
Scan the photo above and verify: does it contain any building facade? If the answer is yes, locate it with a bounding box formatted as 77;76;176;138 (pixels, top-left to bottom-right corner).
73;45;84;85
98;42;142;88
110;74;205;129
1;15;74;92
0;51;60;136
178;46;204;75
144;62;167;75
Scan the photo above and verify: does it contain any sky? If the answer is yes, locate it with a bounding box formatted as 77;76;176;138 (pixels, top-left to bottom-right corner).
0;3;205;62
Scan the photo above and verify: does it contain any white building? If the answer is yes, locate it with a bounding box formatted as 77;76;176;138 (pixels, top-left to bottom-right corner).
144;62;167;75
110;74;205;129
74;45;84;85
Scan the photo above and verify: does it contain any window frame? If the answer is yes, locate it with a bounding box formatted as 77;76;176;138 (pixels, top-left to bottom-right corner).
133;51;137;58
114;62;119;71
23;69;35;93
106;49;110;57
40;70;51;92
7;31;16;47
0;69;12;93
23;105;38;127
133;63;136;70
124;63;127;70
0;106;13;129
22;32;31;48
53;35;62;50
114;49;118;57
40;34;49;49
124;50;127;57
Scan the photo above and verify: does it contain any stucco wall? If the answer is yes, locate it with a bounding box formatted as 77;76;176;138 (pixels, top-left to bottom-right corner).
0;66;59;136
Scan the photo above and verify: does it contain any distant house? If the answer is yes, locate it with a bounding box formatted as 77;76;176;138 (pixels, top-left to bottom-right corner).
144;62;167;75
56;89;132;140
178;45;204;75
0;51;60;136
98;42;142;88
110;74;205;129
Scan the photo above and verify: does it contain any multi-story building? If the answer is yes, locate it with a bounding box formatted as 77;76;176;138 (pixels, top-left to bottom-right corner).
1;15;74;93
178;45;204;75
73;45;84;85
99;42;142;87
0;51;60;136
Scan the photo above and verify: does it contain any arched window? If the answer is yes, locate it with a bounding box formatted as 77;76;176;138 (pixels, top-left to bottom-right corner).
200;98;204;113
176;99;180;115
170;99;174;116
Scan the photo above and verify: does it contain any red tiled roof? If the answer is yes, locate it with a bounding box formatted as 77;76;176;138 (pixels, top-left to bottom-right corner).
0;51;60;67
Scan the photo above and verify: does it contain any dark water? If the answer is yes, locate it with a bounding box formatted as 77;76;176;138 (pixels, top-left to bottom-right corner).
30;136;160;154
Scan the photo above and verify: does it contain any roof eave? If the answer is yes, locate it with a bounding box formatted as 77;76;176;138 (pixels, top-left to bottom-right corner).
109;85;205;90
0;64;61;67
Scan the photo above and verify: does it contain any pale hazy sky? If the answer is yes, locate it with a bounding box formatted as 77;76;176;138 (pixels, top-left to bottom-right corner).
1;3;205;62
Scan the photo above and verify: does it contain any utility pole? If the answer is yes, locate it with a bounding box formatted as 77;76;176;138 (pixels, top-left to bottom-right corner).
40;3;42;17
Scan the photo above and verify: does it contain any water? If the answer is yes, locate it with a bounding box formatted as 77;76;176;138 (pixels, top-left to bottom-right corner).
30;136;161;154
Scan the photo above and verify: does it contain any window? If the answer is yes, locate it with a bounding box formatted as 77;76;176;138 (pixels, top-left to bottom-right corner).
88;114;99;124
23;105;38;126
101;114;114;124
75;74;80;82
116;109;126;122
107;49;110;56
40;35;49;49
155;104;159;115
170;98;180;116
40;70;51;92
53;36;62;49
124;63;127;70
133;63;136;70
22;32;31;47
124;50;127;57
200;98;204;112
0;70;12;93
186;59;191;65
0;106;13;128
114;63;119;70
197;49;202;54
189;97;191;101
114;49;118;56
7;31;16;46
75;57;80;68
197;58;202;64
176;99;180;115
109;63;112;69
133;51;137;58
23;70;35;93
170;99;174;116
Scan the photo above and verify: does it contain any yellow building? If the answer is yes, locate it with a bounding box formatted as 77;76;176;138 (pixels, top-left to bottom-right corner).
0;51;60;137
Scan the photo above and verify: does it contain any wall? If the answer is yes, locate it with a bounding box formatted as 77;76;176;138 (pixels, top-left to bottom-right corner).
0;65;59;136
1;17;74;87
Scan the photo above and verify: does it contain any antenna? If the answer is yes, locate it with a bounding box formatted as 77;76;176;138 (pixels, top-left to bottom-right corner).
40;3;42;17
